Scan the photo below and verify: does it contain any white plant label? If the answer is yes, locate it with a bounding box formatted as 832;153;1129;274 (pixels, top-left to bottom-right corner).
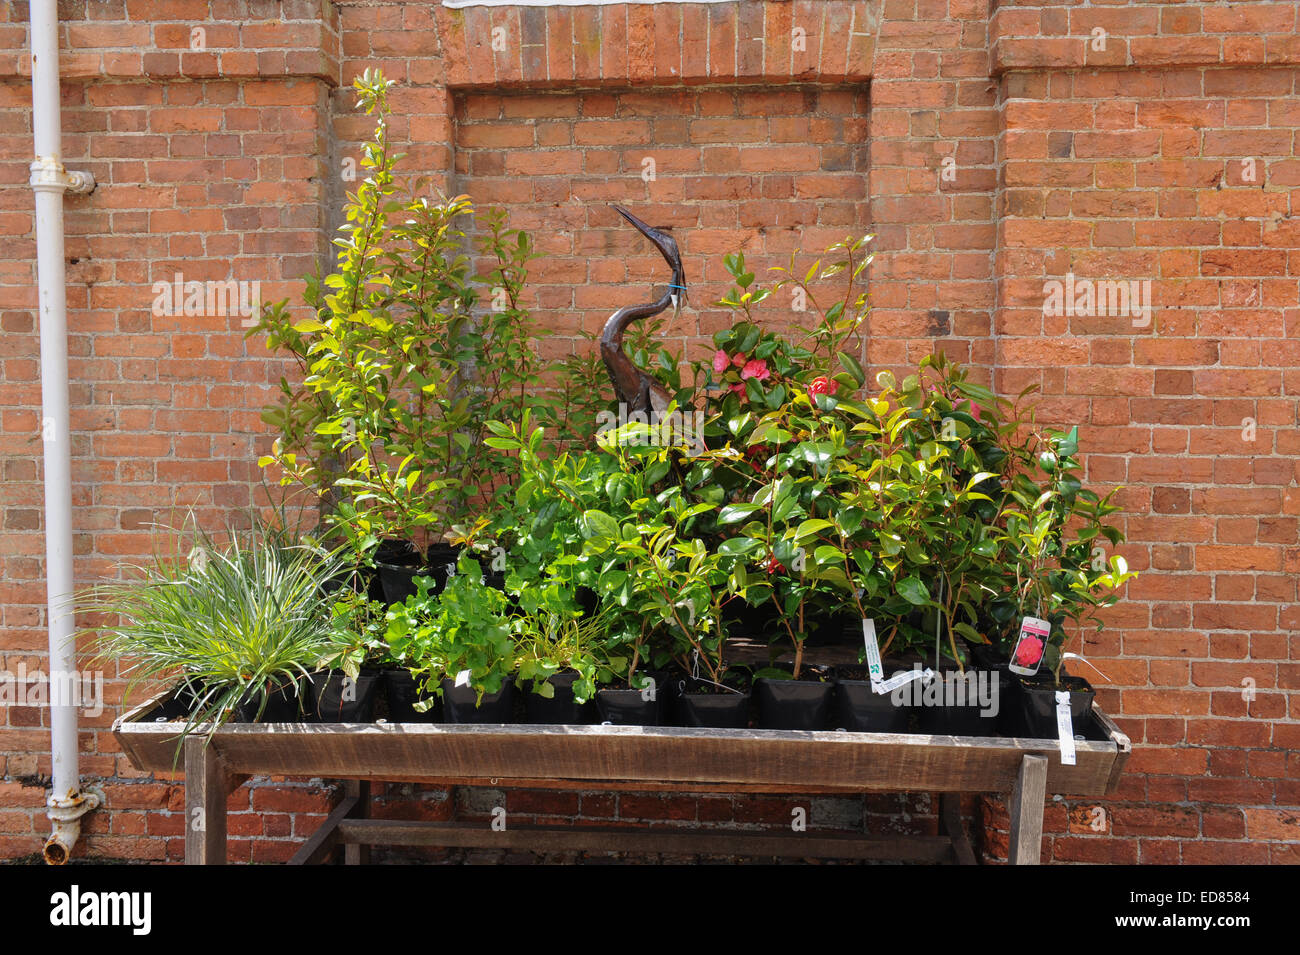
875;667;934;695
454;669;472;688
862;618;884;686
1008;616;1051;676
1056;690;1076;766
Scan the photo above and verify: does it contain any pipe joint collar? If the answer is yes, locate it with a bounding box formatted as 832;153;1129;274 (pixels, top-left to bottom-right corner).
30;156;95;195
47;783;103;821
43;785;103;866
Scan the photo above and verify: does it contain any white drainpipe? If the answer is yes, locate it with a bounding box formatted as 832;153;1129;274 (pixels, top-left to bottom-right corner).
28;0;101;865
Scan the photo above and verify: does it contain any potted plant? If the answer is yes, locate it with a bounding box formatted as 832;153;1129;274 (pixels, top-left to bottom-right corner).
384;553;517;723
310;589;387;723
251;69;572;604
513;599;613;725
994;425;1137;738
85;516;346;754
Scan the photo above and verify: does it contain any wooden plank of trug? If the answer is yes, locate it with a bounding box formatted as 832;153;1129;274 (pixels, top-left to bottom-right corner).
116;721;1122;797
1007;754;1048;866
286;792;357;866
1091;703;1134;795
183;739;229;866
336;819;956;862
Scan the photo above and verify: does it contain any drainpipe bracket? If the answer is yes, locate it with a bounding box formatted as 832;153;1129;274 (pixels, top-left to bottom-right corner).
29;156;95;195
44;784;103;865
47;783;104;822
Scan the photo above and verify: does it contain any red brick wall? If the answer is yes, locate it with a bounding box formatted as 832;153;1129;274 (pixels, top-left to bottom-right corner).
0;0;1296;863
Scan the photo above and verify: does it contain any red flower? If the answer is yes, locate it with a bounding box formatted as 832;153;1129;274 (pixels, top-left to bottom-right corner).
713;349;729;374
729;382;746;395
731;352;747;368
764;553;784;574
808;376;838;398
1014;636;1044;667
741;358;770;381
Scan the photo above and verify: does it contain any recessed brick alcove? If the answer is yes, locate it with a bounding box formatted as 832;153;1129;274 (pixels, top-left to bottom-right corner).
453;84;869;353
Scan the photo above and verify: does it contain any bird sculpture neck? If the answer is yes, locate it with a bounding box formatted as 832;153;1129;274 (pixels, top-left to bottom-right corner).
600;206;684;418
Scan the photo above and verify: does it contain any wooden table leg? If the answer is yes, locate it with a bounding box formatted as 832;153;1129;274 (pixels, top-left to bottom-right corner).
1007;753;1048;865
343;780;370;865
184;738;230;865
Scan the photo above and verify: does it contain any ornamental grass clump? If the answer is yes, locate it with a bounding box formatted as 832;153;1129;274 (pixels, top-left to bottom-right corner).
85;517;347;748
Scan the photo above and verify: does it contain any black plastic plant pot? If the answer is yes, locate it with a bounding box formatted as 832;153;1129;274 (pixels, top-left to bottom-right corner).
376;561;431;606
596;689;663;726
234;677;308;723
673;678;751;729
521;670;597;725
383;668;439;723
832;680;912;733
440;675;516;724
917;701;992;737
308;669;381;723
376;541;463;605
803;613;860;648
755;678;833;730
1017;674;1095;739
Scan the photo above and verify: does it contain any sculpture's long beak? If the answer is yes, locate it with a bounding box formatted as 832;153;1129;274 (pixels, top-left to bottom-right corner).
612;205;682;276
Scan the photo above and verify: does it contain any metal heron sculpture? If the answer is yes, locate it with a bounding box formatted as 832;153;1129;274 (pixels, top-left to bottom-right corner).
600;205;684;416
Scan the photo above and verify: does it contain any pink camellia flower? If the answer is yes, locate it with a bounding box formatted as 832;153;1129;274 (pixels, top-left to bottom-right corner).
741;358;770;381
729;382;746;395
957;398;984;422
808;376;838;398
1014;636;1044;667
731;352;747;368
713;349;729;374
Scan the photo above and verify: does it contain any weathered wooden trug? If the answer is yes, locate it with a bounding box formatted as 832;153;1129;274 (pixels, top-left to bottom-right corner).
114;692;1130;865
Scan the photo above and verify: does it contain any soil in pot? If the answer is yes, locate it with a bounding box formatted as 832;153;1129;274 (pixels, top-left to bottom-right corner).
595;670;670;726
440;675;516;724
672;676;752;729
830;665;912;733
754;664;834;730
1016;673;1095;739
521;670;597;725
383;668;439;723
308;668;381;722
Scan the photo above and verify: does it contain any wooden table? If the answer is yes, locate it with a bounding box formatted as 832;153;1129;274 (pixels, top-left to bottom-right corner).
113;694;1130;866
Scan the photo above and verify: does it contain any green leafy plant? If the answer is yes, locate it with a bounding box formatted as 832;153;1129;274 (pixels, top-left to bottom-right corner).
320;589;390;680
251;69;563;564
995;423;1137;685
384;553;515;705
513;600;615;704
85;517;346;751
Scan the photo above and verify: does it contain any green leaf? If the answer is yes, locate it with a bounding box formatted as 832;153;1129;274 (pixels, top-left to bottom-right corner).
580;509;620;542
837;352;866;388
719;502;763;524
896;576;931;606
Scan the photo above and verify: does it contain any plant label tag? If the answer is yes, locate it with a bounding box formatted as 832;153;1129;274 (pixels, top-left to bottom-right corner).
454;669;472;688
1055;690;1076;766
875;666;933;695
1008;616;1051;676
862;618;884;686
